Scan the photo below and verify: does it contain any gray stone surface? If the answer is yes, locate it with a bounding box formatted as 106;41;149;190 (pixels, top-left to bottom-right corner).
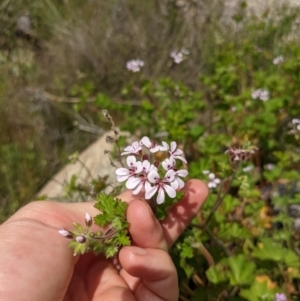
220;0;300;24
37;132;118;201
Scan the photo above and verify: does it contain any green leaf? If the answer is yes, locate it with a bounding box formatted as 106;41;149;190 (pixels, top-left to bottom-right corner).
240;279;276;301
73;243;82;256
105;245;119;258
94;213;109;227
80;243;87;254
228;254;256;285
117;234;131;246
189;125;204;138
94;193;115;214
283;250;300;268
251;238;300;266
181;243;194;259
94;193;128;227
73;222;84;233
206;259;230;284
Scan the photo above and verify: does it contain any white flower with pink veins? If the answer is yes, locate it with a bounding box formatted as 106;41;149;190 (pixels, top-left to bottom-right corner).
161;141;187;163
146;169;176;204
116;136;189;205
140;136;164;153
162;157;188;189
115;156;142;188
121;141;142;156
126;160;157;195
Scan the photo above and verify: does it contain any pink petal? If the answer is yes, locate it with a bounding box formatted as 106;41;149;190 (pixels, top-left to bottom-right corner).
164;169;176;182
145;185;158;200
116;175;129;182
149;145;160;153
163;184;176;198
173;148;184;156
140;136;151;148
115;168;129;176
126;177;141;189
147;170;160;183
170;141;177;153
159;145;168;151
208;182;216;188
156;187;165;204
135;161;143;173
132;141;140;149
208;173;215;180
131;181;144;195
214;178;221;184
144;181;151;192
149;164;158;173
162;158;175;171
123;145;134;152
173;155;187;163
170;180;179;190
142;160;150;171
161;141;169;149
121;151;131;155
127;155;137;167
176;169;188;177
176;177;185;189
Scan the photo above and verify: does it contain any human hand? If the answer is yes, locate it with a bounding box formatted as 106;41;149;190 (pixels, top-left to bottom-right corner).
0;179;208;301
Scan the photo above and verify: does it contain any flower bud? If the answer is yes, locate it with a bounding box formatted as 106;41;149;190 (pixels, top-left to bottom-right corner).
76;235;86;243
88;232;95;238
142;154;149;161
58;229;74;239
153;161;160;167
85;212;93;227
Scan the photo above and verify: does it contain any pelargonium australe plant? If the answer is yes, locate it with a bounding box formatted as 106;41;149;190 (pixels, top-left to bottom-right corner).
58;111;189;257
115;136;188;205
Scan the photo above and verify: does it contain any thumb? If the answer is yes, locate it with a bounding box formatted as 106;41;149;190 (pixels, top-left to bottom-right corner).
119;246;179;301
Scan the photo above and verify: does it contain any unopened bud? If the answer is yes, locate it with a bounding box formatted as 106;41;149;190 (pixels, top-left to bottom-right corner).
88;232;95;238
58;229;73;239
76;235;86;243
85;212;93;227
142;154;149;161
154;161;160;168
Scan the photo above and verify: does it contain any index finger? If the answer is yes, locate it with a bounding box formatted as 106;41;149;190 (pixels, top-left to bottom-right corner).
162;179;208;247
119;179;208;248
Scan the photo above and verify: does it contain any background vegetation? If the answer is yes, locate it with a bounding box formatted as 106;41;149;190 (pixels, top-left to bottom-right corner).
1;0;300;300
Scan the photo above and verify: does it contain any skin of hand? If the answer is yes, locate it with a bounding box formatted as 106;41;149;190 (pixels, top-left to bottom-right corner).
0;179;208;301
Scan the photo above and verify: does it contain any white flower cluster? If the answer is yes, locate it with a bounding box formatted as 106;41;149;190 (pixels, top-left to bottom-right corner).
170;48;189;64
251;88;270;101
273;55;284;65
225;147;256;163
292;118;300;128
116;137;188;204
290;118;300;134
126;59;145;72
203;170;221;189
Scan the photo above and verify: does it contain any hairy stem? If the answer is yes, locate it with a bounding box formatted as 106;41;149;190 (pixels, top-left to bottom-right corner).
202;173;235;229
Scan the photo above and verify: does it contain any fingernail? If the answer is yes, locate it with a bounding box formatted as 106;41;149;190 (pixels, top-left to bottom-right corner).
130;246;148;255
